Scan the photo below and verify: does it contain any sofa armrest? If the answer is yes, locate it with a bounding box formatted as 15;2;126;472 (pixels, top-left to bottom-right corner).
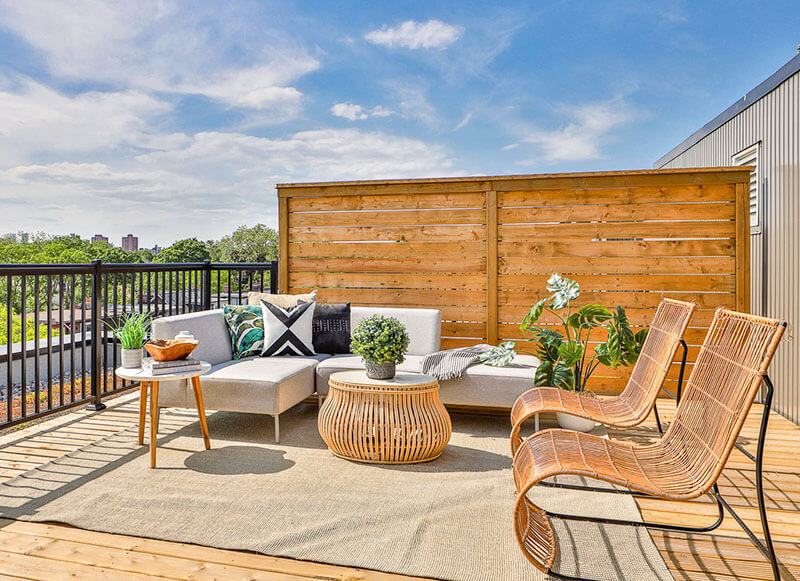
152;309;233;366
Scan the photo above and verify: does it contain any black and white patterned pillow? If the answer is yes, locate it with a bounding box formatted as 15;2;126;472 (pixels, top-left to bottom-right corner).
260;300;316;357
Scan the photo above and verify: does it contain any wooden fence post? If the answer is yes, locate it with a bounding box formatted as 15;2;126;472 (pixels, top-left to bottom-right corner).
486;190;498;345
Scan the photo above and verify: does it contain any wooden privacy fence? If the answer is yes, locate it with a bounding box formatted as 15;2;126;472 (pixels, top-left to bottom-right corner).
277;168;751;395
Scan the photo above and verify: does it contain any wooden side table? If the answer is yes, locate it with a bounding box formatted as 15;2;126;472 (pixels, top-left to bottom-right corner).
115;362;212;468
318;371;452;464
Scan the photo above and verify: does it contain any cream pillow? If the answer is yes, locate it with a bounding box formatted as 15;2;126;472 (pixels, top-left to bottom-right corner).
247;289;318;309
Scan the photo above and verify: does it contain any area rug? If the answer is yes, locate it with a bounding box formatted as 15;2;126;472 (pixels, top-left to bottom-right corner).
0;403;672;581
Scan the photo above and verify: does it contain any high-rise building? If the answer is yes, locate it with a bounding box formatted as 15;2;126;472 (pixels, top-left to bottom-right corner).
122;234;139;252
91;234;109;244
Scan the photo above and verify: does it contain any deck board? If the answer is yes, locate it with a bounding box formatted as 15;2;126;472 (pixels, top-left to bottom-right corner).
0;392;798;581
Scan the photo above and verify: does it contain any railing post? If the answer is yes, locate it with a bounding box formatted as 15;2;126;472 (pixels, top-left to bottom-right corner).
270;261;278;294
202;260;212;310
86;259;106;411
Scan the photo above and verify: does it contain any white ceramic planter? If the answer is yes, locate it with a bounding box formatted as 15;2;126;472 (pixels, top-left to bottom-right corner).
121;348;143;369
556;412;596;432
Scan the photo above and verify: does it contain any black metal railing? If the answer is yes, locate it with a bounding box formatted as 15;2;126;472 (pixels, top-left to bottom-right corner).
0;260;277;429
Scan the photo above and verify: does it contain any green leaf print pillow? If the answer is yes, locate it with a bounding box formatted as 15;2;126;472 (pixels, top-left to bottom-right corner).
223;305;264;359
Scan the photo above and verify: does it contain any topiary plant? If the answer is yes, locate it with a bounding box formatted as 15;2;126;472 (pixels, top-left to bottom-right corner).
350;315;409;364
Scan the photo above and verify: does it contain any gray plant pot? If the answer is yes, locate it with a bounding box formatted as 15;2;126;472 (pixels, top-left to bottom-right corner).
364;361;396;380
121;348;143;369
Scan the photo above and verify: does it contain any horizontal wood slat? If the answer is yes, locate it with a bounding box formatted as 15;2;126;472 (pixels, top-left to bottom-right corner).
290;192;486;212
290;209;484;228
289;241;485;259
289;225;486;243
279;169;749;396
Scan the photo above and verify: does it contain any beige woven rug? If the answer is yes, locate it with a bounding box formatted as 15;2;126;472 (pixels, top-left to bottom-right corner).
0;403;672;581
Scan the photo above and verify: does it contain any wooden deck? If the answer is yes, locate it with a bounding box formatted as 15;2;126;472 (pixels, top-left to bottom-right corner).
0;392;797;581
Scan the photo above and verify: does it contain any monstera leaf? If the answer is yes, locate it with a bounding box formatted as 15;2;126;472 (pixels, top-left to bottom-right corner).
478;342;517;367
566;304;613;330
546;273;580;309
534;360;575;390
521;296;552;331
531;327;563;361
557;341;584;367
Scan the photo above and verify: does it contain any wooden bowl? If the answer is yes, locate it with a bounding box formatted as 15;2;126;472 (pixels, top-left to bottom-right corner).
144;339;199;361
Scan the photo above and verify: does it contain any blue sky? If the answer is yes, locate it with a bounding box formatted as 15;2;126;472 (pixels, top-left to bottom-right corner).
0;0;797;247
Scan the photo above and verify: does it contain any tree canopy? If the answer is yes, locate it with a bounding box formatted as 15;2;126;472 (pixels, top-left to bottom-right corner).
0;225;279;265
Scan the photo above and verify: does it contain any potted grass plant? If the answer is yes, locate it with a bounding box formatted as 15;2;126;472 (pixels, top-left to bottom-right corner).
106;312;152;369
350;315;410;380
521;274;647;431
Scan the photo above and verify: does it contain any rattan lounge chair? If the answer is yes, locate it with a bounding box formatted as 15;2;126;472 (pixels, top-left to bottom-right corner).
510;298;695;456
512;308;786;581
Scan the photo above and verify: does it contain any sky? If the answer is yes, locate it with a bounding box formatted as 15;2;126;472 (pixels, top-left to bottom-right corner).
0;0;798;248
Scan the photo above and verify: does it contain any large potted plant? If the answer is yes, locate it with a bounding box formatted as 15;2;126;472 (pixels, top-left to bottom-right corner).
106;312;152;369
521;274;647;431
350;315;410;380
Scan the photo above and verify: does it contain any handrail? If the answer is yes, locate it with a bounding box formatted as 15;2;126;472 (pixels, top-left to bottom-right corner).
0;260;278;428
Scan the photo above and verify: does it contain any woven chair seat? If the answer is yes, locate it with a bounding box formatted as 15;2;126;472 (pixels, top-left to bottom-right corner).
510;298;695;456
511;308;787;577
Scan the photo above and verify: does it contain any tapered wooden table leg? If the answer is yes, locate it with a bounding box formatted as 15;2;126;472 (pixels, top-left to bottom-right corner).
191;376;211;450
138;381;148;446
149;381;159;468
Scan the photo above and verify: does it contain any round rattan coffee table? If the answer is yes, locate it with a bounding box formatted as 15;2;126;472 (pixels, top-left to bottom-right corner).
318;370;452;464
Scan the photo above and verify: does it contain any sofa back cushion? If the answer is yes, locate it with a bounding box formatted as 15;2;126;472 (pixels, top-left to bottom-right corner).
247;290;317;308
152;309;233;365
350;307;440;356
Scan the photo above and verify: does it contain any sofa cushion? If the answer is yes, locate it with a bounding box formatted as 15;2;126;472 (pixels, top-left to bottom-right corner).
438;354;540;408
310;302;351;354
315;354;424;394
223;305;264;359
248;290;317;308
152;309;232;366
157;355;330;415
351;307;440;356
261;300;316;356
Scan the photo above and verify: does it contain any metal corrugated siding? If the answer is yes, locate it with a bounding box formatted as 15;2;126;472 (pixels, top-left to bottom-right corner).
657;70;800;424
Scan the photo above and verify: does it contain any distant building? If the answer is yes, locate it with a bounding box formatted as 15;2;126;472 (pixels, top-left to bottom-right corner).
91;234;108;244
150;244;163;256
121;234;139;252
655;51;800;424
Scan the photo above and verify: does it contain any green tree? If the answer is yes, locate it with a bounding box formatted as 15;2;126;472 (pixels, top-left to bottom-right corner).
155;238;211;263
214;224;278;263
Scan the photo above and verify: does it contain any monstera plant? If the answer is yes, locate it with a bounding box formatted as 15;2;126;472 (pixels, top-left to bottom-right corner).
521;274;647;392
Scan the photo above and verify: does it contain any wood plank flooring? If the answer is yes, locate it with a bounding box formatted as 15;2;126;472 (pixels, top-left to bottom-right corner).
0;392;797;581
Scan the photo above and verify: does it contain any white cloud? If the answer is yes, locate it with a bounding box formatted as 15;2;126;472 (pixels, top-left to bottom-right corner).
331;103;369;121
365;20;463;50
0;1;318;118
331;103;395;121
392;85;438;126
0;78;181;164
454;112;473;131
369;106;394;118
1;129;458;244
520;100;635;162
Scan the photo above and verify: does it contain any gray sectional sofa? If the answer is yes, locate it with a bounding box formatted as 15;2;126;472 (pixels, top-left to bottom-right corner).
152;306;539;442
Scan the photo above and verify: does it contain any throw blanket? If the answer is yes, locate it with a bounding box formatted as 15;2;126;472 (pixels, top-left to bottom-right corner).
421;344;491;381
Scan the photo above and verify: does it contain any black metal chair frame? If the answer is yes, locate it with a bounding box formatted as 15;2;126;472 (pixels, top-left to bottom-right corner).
531;375;782;581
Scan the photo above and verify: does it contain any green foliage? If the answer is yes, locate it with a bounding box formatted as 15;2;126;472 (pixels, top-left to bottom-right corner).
105;312;152;349
520;273;648;392
154;238;211;263
478;341;517;367
212;224;278;263
350;315;409;364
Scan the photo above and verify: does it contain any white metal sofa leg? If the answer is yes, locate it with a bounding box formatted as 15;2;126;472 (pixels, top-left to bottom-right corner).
273;414;280;443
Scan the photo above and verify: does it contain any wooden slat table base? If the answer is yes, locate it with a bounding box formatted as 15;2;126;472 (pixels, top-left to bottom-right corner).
318;372;452;464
